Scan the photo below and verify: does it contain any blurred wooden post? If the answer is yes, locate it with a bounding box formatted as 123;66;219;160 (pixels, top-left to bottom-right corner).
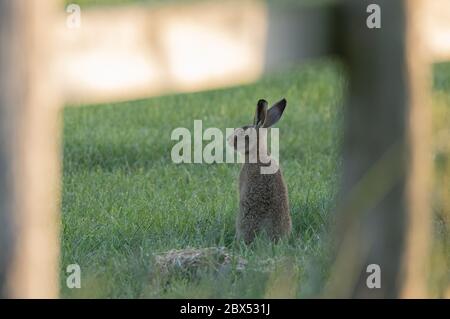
0;0;22;298
402;0;432;298
326;0;431;298
0;0;15;293
0;0;60;298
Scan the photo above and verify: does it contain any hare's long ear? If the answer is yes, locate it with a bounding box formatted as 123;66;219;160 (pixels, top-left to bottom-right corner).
254;99;268;128
263;98;287;128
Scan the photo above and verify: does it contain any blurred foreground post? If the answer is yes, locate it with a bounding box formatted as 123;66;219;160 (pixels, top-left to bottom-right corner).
402;0;432;298
0;0;60;298
327;0;431;298
0;1;15;295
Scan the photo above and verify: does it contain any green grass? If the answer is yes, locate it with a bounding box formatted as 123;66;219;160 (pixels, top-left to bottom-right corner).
61;59;450;298
61;59;344;298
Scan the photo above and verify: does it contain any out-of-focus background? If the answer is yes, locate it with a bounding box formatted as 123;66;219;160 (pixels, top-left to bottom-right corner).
0;0;448;298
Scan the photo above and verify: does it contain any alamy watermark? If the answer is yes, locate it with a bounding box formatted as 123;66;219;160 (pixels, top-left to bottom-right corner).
366;4;381;29
366;264;381;289
66;4;81;29
171;120;280;174
66;264;81;289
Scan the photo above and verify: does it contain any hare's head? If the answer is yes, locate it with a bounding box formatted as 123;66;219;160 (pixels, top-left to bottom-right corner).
227;98;287;159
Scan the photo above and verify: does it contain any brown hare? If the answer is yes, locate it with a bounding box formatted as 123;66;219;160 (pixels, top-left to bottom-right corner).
228;98;291;244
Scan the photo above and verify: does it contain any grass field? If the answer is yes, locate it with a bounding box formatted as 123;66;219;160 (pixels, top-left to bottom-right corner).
61;58;450;298
61;60;344;298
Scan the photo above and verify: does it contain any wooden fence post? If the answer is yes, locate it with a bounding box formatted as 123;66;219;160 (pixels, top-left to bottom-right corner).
326;0;432;298
402;0;432;298
0;0;15;291
0;0;60;298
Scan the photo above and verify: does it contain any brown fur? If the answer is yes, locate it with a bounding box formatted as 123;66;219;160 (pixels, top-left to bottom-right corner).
229;98;292;244
237;162;291;243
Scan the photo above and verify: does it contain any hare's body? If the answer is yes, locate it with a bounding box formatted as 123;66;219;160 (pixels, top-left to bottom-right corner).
228;98;292;244
237;162;291;243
